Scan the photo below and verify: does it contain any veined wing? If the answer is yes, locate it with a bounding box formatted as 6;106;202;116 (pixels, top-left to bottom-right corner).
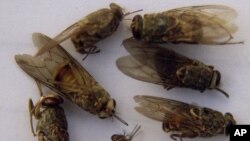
116;55;163;85
117;39;195;86
36;8;113;55
15;33;96;96
134;95;202;126
165;5;238;44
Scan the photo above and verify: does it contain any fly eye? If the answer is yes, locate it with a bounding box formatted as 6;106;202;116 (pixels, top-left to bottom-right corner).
225;121;234;136
110;3;123;20
99;116;107;119
224;112;235;135
131;15;142;39
41;95;63;107
113;99;116;107
215;70;221;86
177;68;186;80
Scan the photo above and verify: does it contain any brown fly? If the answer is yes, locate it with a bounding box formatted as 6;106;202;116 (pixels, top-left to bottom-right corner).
15;33;127;125
111;125;141;141
29;94;69;141
131;5;242;45
134;95;236;141
116;38;229;97
36;3;141;58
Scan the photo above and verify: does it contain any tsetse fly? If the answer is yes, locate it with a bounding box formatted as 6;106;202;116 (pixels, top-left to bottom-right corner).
36;3;141;57
131;5;242;45
134;95;236;141
111;125;141;141
29;94;69;141
15;33;127;125
116;39;229;97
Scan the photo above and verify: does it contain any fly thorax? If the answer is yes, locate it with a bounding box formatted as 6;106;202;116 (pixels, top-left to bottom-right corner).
162;122;178;133
131;15;143;40
110;3;124;21
224;113;236;136
142;14;177;42
209;70;221;89
98;99;116;118
176;65;213;90
91;85;115;118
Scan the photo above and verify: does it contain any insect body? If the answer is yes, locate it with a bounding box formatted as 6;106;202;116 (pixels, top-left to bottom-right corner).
134;95;236;141
111;125;141;141
29;94;69;141
15;33;127;125
116;39;229;97
131;5;241;45
37;3;139;56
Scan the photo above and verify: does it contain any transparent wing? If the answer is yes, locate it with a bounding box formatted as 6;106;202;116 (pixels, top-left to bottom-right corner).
15;33;96;96
167;5;237;21
35;21;83;56
117;39;196;86
134;95;201;125
116;55;163;85
165;5;238;44
36;9;113;55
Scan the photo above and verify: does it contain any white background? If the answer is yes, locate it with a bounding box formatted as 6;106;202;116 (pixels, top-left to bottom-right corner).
0;0;250;141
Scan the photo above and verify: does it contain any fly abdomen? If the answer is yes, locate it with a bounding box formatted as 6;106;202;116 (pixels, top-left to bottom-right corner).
54;65;81;93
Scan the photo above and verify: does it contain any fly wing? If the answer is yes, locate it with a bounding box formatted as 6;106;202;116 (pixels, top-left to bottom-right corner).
36;8;113;55
167;5;237;21
116;55;163;85
134;95;202;126
15;33;96;96
165;5;238;44
117;39;195;87
33;33;96;87
35;21;83;56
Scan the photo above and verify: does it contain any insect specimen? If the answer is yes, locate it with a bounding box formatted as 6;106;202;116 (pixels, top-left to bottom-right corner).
131;5;242;45
36;3;141;57
111;125;141;141
15;33;127;125
29;94;69;141
116;38;229;97
134;95;236;141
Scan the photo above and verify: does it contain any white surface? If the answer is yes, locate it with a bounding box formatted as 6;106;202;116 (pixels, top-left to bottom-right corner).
0;0;250;141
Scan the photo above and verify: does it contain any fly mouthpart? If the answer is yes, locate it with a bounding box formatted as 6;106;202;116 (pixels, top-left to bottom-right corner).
124;9;143;17
215;88;229;98
113;114;129;126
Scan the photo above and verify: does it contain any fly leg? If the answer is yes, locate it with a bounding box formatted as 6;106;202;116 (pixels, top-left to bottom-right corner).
35;81;43;96
170;133;183;141
171;130;198;141
163;84;175;90
38;131;47;141
81;45;100;60
72;38;100;54
28;99;36;136
28;98;43;136
77;44;100;54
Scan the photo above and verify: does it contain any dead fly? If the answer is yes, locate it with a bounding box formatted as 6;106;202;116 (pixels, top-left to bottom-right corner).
111;125;141;141
15;33;127;125
116;39;229;97
134;95;236;141
29;94;69;141
131;5;242;45
36;3;141;58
